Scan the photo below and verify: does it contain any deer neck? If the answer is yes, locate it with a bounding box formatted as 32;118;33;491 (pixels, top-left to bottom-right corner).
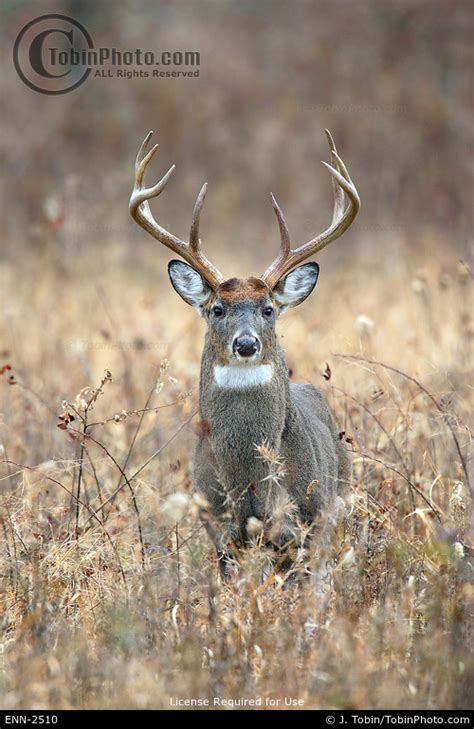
198;335;290;526
199;334;290;430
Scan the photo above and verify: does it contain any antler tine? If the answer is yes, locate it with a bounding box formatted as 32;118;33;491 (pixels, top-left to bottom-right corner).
135;130;154;174
270;193;291;254
262;194;291;290
261;130;360;289
324;129;345;226
189;182;208;253
129;132;224;290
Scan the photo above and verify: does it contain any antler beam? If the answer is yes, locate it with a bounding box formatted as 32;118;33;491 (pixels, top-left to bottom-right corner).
129;131;224;290
262;130;360;288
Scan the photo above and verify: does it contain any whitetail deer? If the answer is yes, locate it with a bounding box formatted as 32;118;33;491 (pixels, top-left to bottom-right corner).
130;130;360;578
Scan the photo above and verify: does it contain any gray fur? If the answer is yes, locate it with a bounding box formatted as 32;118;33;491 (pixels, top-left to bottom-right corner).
169;260;350;577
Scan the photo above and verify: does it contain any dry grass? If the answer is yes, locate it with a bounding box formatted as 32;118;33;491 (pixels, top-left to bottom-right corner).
0;241;472;709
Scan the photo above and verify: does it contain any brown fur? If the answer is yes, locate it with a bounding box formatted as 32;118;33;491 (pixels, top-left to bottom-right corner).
167;259;349;581
216;277;270;302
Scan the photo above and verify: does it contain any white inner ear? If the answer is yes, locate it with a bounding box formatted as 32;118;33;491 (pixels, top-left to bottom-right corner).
274;267;316;310
170;265;211;308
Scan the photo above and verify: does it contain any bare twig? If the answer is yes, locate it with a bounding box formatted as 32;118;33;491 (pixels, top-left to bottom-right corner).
335;354;471;496
81;410;198;528
1;460;128;586
356;451;442;521
69;427;146;572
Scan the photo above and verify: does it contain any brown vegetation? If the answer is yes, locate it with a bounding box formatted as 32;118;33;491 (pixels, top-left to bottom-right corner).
0;0;472;711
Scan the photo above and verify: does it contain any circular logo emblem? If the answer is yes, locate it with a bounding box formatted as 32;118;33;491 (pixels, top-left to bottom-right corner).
13;14;93;95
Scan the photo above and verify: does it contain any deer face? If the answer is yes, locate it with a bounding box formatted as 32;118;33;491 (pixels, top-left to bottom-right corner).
131;129;358;379
168;260;319;366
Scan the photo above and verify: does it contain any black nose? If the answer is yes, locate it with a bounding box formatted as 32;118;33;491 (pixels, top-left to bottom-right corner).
234;335;259;358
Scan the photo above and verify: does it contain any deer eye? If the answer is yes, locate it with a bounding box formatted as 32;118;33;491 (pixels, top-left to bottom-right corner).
212;305;224;319
262;306;274;318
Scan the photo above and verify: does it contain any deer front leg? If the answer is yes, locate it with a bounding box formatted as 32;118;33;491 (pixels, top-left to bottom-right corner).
201;520;241;580
193;444;244;579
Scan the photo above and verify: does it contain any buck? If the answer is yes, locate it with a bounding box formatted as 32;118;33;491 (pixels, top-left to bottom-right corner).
130;130;360;578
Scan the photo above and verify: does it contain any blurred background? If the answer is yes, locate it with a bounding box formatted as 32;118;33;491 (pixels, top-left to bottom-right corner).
0;0;473;710
2;0;472;264
1;0;473;489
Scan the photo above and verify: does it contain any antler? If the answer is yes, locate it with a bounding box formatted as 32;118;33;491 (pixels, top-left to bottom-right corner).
262;129;360;288
129;131;224;290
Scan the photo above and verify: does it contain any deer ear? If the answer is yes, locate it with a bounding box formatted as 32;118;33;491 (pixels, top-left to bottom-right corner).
168;260;213;312
273;262;320;313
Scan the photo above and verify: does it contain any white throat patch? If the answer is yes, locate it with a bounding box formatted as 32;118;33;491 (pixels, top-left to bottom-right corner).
213;364;274;389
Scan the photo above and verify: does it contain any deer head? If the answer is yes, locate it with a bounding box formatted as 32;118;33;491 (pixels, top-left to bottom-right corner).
129;130;360;372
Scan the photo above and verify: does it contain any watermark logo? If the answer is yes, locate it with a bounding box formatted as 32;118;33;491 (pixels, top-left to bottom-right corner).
13;14;93;95
13;14;200;95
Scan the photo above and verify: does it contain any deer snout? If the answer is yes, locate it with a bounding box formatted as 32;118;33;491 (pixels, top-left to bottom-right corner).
233;334;260;359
